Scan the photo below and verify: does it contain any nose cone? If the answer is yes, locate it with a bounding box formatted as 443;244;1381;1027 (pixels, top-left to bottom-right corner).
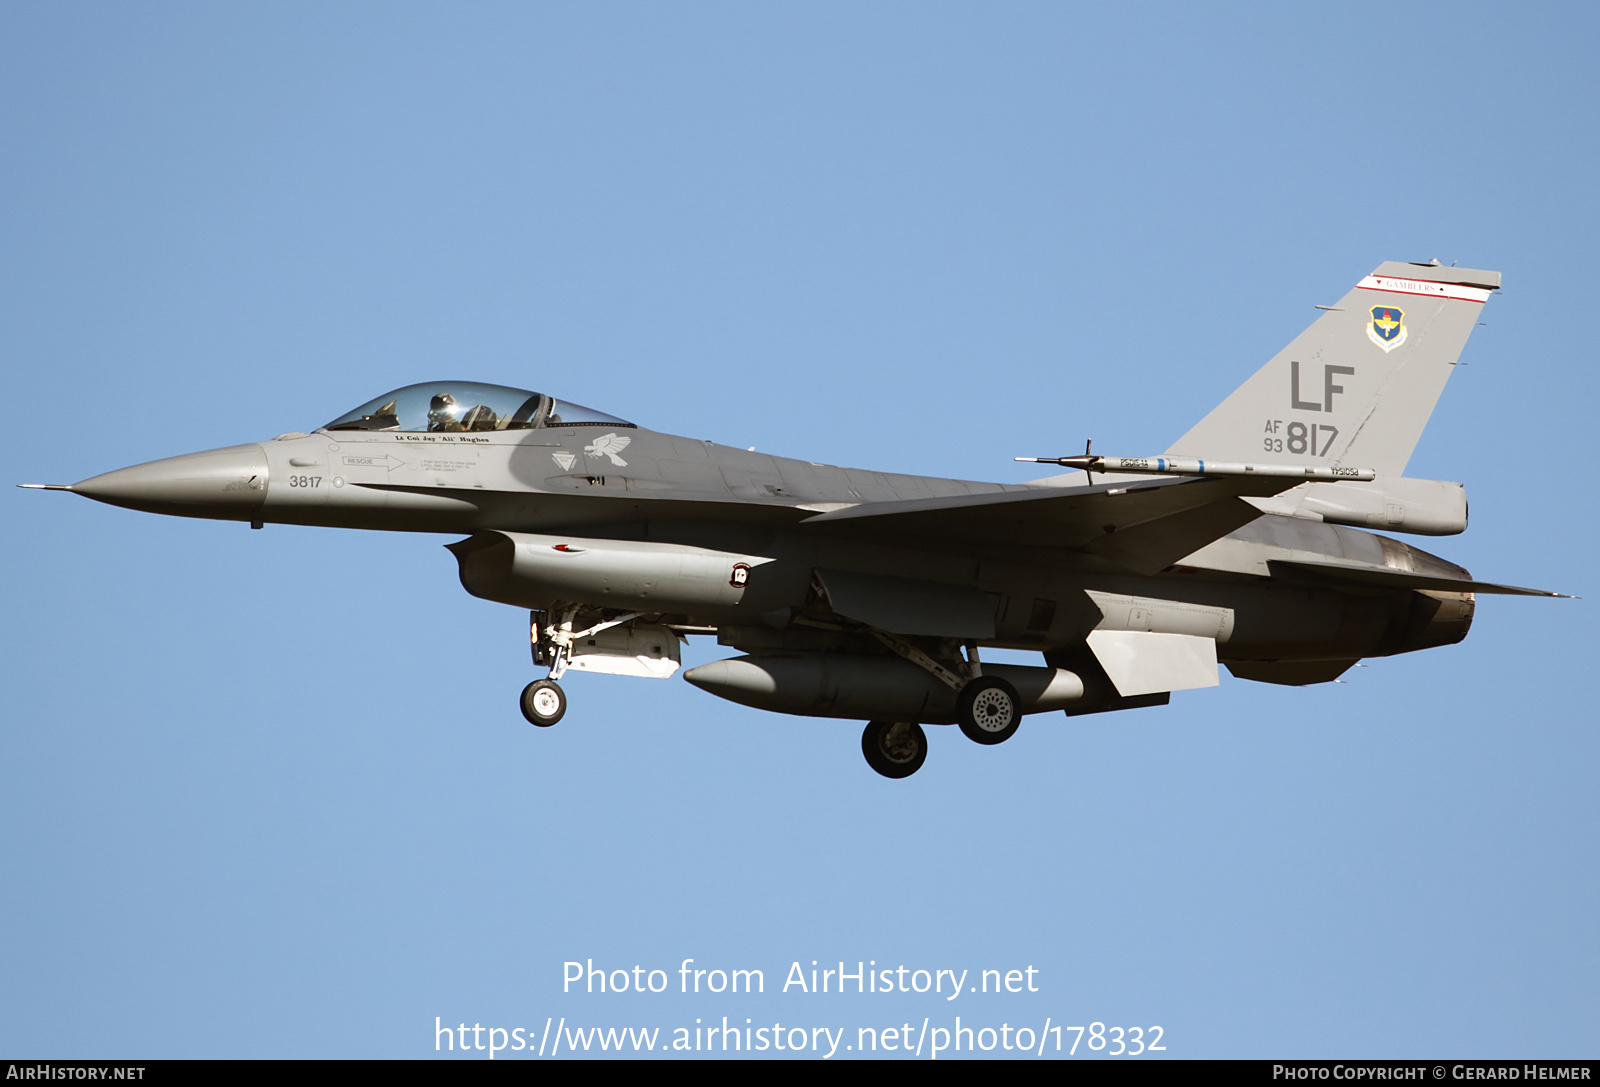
684;657;784;698
72;444;269;519
683;655;820;713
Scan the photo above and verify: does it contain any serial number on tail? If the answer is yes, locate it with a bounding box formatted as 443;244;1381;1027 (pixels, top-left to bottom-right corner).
1263;420;1338;457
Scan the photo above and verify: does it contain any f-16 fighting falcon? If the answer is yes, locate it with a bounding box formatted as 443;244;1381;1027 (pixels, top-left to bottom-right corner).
22;261;1564;777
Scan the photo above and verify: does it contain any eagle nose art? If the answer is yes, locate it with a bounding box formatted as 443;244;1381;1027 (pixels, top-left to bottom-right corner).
68;444;270;519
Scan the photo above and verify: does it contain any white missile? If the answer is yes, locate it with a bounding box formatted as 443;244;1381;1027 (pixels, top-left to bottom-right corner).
1015;455;1376;482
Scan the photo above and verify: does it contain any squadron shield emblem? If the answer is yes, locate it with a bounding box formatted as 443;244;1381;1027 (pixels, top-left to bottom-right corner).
1367;306;1407;353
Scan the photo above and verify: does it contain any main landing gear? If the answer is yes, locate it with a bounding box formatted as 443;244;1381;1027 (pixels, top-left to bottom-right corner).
865;628;1023;748
956;675;1021;745
855;633;1025;778
862;721;928;779
859;673;1021;779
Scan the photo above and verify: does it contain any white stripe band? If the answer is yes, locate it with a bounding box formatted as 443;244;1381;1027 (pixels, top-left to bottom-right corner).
1356;275;1493;303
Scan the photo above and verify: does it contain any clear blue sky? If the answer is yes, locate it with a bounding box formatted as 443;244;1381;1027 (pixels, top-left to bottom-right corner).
2;2;1595;1059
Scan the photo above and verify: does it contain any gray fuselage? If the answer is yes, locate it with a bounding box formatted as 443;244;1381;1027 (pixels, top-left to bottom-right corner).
71;421;1474;670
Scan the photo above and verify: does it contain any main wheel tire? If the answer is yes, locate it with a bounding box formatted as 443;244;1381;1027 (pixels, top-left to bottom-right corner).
861;720;928;779
957;676;1021;745
520;679;567;727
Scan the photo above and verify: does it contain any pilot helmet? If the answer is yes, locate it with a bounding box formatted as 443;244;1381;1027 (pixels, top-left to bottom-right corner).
428;392;463;431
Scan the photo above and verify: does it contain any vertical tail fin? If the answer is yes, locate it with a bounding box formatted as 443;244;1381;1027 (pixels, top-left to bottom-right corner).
1166;262;1500;476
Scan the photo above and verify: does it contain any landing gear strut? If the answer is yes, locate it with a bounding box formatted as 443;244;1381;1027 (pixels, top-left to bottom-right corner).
861;720;928;779
523;605;654;727
523;607;577;727
853;620;1022;748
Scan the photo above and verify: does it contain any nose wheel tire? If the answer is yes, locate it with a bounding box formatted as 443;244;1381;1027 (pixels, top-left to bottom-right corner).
520;679;567;727
861;720;928;779
957;676;1021;745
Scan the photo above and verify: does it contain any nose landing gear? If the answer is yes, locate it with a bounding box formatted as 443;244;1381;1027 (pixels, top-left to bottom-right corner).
520;679;567;727
521;607;576;728
521;605;649;728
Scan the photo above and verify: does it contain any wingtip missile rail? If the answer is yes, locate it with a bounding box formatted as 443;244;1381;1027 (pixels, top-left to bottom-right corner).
1015;456;1377;483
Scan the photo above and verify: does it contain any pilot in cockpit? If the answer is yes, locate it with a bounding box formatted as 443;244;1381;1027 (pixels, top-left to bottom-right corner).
427;393;464;432
324;383;629;435
428;392;500;432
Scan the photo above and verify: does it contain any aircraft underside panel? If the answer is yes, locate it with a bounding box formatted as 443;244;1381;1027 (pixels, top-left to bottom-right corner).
812;568;995;639
1082;590;1235;641
1225;659;1360;686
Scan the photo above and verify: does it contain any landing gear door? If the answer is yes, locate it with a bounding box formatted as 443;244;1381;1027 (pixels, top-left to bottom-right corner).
563;621;683;679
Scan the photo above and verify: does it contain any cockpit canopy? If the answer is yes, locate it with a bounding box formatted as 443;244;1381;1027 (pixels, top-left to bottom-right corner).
324;382;632;433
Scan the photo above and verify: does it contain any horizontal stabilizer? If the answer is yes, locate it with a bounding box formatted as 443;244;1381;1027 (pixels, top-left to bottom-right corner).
1086;630;1220;697
1267;559;1569;597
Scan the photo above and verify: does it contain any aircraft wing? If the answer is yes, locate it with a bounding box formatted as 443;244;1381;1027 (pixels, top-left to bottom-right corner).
798;474;1303;574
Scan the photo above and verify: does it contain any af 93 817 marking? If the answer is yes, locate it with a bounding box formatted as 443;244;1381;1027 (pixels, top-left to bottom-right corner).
1263;419;1339;457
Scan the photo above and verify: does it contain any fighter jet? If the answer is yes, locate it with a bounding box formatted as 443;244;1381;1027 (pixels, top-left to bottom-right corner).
22;261;1564;777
